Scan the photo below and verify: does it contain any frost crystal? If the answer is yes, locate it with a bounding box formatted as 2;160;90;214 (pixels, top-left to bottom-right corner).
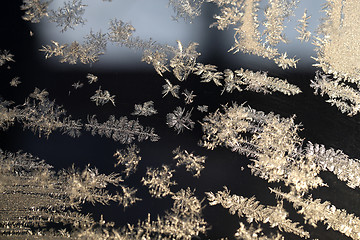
132;101;158;116
85;115;160;144
90;86;115;106
49;0;87;32
86;73;98;84
173;147;206;177
0;50;15;66
142;165;177;198
182;89;196;104
9;77;21;87
162;79;180;98
166;107;195;133
20;0;51;23
114;144;142;177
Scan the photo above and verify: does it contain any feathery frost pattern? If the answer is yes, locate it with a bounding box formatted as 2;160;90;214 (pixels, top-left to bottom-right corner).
271;187;360;239
206;187;310;238
172;147;206;177
85;115;160;144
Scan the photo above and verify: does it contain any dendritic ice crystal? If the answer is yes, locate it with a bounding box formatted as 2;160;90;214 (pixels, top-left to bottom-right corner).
3;0;360;239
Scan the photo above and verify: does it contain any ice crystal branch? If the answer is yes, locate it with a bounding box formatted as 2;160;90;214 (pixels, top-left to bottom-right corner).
310;71;360;116
193;63;301;95
296;9;311;42
172;147;206;177
114;144;142;177
132;101;158;116
40;30;107;64
142;165;177;198
166;106;195;133
85;115;160;144
305;141;360;189
270;187;360;239
49;0;87;32
206;187;309;238
182;89;196;104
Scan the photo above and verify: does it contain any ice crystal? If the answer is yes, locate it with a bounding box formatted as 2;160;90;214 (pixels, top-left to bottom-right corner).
72;81;83;89
206;187;309;238
49;0;87;32
162;78;180;98
0;50;15;66
86;73;98;84
114;144;142;177
142;165;177;198
182;89;196;104
169;0;204;22
85;115;159;144
131;101;158;116
9;77;21;87
296;9;311;42
20;0;51;23
197;105;208;112
172;147;206;177
201;103;323;193
271;187;360;239
166;106;195;133
90;86;115;106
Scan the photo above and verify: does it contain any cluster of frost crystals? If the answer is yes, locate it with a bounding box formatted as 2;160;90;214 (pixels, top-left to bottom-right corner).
172;147;206;177
0;88;82;138
49;0;87;32
40;30;107;64
166;106;195;134
208;0;298;69
114;144;141;177
20;0;51;23
200;103;324;194
193;63;301;95
142;165;177;198
206;187;310;238
0;149;134;236
132;101;158;116
86;73;98;84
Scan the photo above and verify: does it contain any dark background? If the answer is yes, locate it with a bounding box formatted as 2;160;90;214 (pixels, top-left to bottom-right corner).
2;1;360;239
